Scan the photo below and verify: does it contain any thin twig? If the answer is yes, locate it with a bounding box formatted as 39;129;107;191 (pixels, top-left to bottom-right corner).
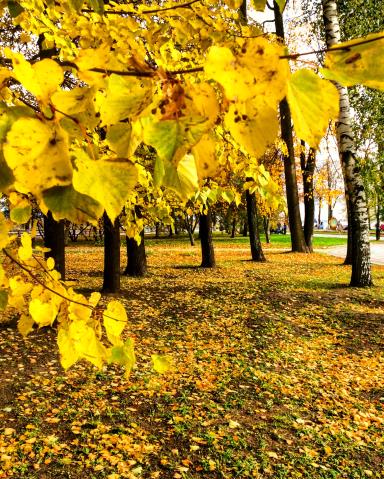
3;248;92;310
3;248;128;323
82;0;201;16
280;35;384;60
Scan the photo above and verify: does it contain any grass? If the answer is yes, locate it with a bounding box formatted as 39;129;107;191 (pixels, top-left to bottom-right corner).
0;240;383;479
144;232;349;248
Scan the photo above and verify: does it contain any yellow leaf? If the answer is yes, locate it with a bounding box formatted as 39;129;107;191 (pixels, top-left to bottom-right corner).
29;298;58;327
18;232;33;261
287;69;339;148
223;0;243;7
4;119;72;196
99;74;153;124
152;354;173;374
17;314;34;337
46;257;55;271
267;451;279;459
324;445;332;456
103;300;127;345
57;326;80;369
192;134;219;180
322;32;384;90
72;151;138;222
52;86;95;115
0;212;12;249
9;276;32;296
68;320;106;369
8;51;63;103
225;101;279;158
205;38;289;105
162;154;199;200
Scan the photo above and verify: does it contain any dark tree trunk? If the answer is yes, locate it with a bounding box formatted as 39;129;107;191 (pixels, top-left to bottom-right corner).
102;212;120;293
376;202;381;241
263;217;270;244
124;231;147;277
246;190;266;262
185;216;195;246
231;218;236;238
155;222;160;238
301;143;316;252
199;209;216;268
124;206;147;277
242;222;248;237
44;212;65;280
274;2;308;253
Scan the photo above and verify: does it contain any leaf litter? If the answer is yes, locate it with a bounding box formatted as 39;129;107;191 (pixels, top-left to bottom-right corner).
0;239;383;478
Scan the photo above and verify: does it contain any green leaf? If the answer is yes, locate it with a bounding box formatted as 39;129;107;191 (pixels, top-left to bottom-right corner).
100;74;153;125
141;116;207;164
0;153;15;192
0;290;8;311
87;0;104;14
162;154;199;200
72;151;138;222
287;69;339;148
68;0;84;11
42;185;103;225
252;0;267;11
152;354;173;374
8;0;24;17
10;205;31;225
153;156;165;188
276;0;286;12
322;32;384;90
109;338;136;376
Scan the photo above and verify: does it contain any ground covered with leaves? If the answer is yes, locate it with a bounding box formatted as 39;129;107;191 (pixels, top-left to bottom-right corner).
1;237;383;479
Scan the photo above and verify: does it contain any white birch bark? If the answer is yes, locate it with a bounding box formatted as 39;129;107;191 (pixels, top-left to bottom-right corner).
322;0;372;286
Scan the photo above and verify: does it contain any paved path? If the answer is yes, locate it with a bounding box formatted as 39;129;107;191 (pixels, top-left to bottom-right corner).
322;243;384;265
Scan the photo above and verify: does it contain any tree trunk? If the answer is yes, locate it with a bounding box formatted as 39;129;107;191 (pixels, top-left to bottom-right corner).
344;202;353;264
242;222;248;236
274;2;308;253
246;190;266;262
124;231;147;277
300;142;316;252
376;201;381;241
102;212;120;293
199;209;216;268
322;0;372;286
231;218;236;238
155;222;160;238
44;211;65;280
185;216;195;246
263;217;270;244
124;207;147;277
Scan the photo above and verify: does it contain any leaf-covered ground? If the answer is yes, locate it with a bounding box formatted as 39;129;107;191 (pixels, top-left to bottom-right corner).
1;238;384;479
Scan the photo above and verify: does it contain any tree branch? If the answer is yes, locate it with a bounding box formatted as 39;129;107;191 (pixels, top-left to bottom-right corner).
82;0;201;16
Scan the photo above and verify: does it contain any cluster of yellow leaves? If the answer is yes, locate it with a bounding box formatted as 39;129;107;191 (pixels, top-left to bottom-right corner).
0;0;384;375
0;218;136;373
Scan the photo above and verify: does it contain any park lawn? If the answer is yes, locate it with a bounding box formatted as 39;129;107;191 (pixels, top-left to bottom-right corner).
144;232;349;249
0;241;383;479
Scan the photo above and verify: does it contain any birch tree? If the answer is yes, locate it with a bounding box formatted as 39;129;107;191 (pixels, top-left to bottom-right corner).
322;0;372;286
